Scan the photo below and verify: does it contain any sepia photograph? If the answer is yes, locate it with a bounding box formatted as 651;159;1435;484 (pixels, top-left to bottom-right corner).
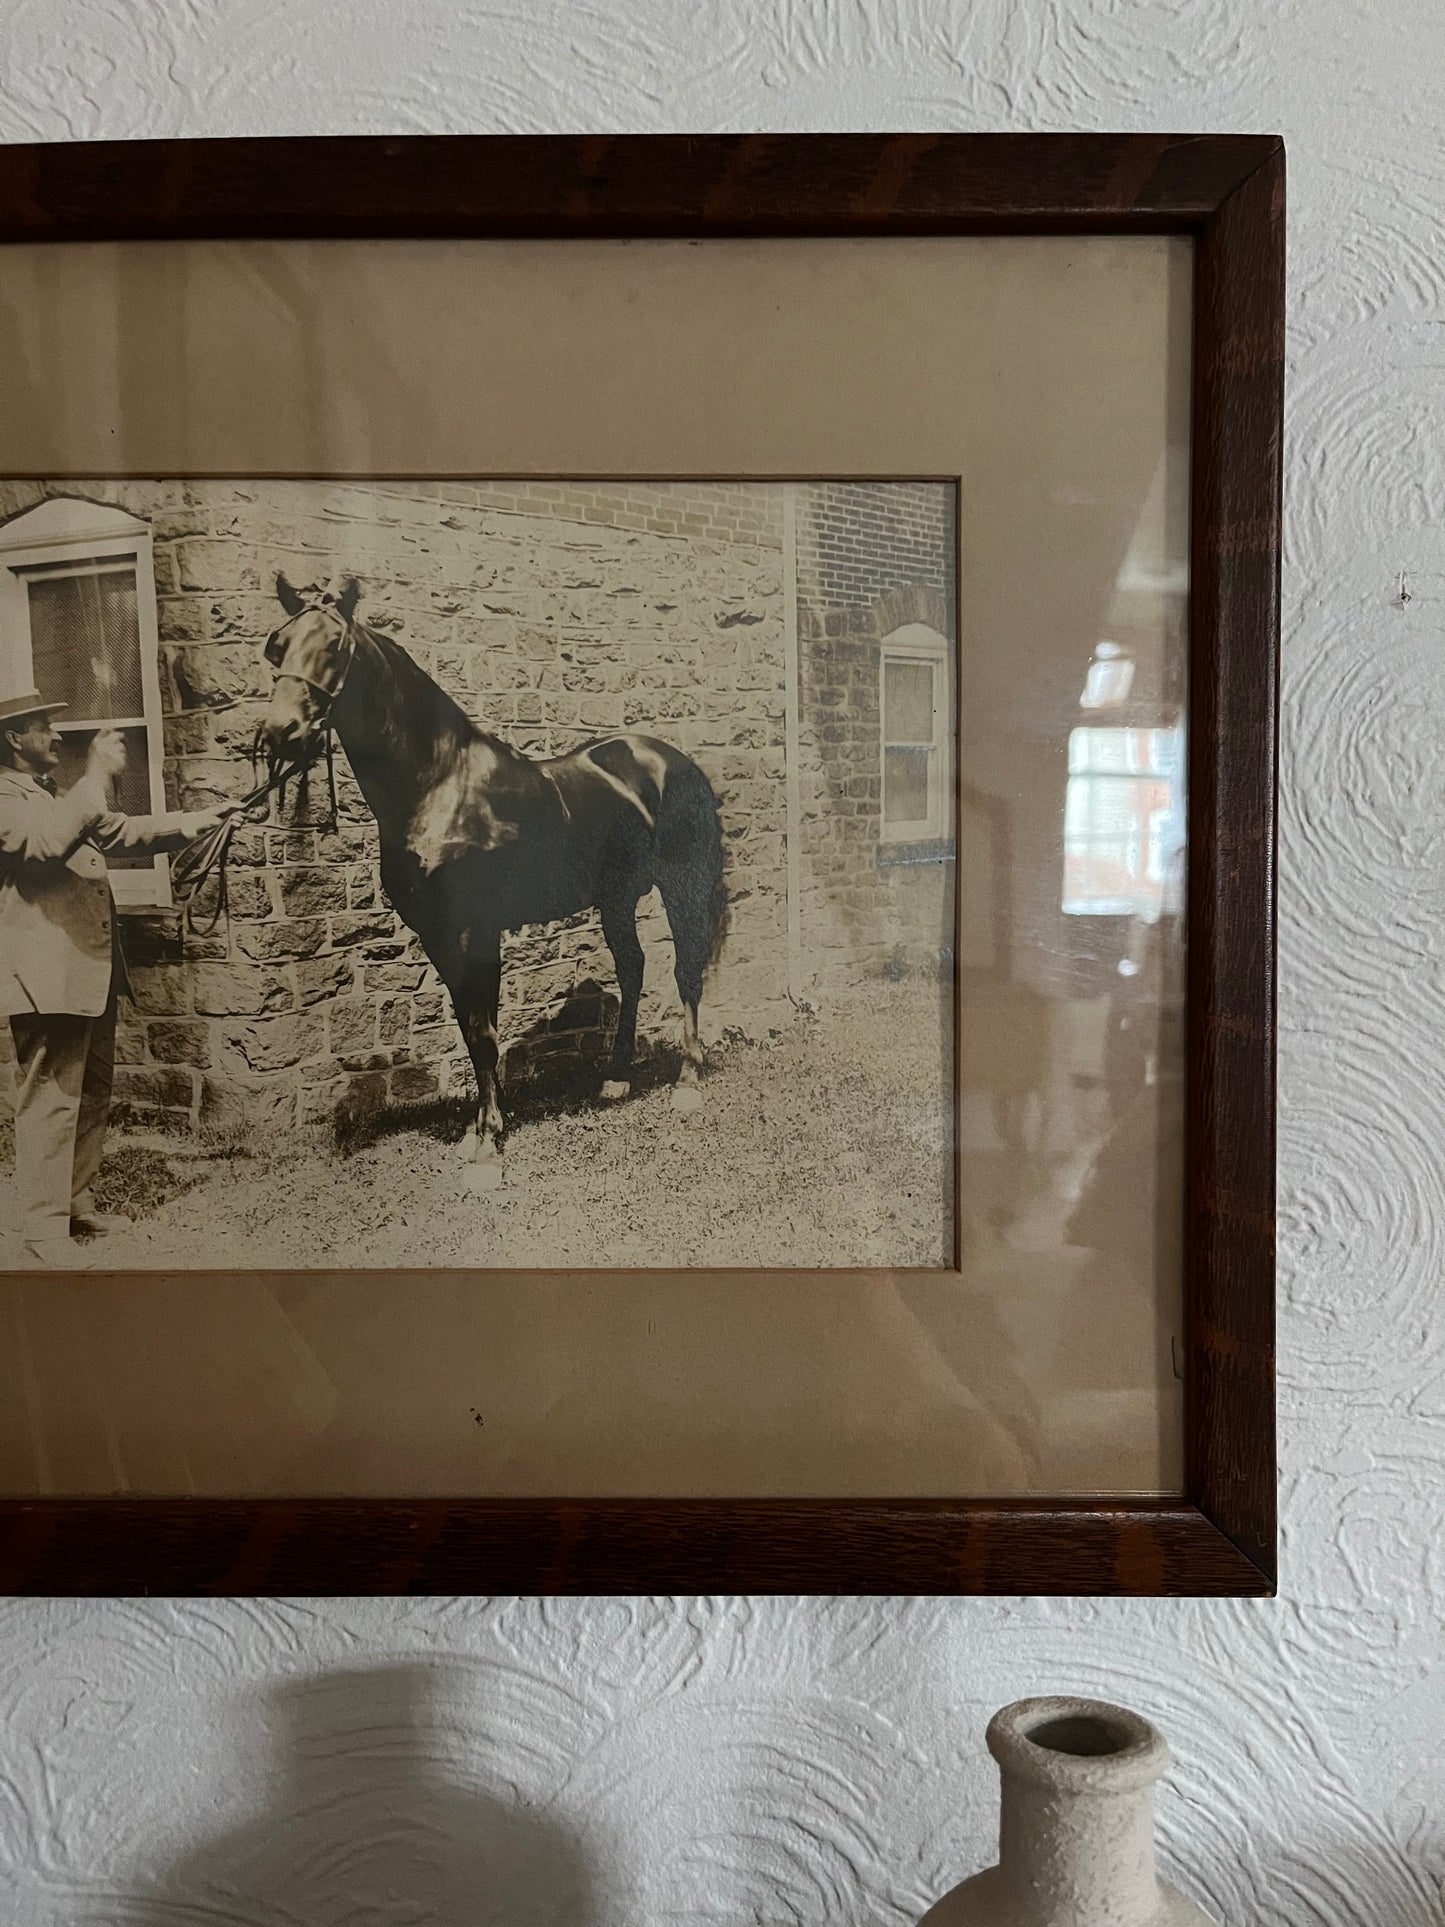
0;477;959;1272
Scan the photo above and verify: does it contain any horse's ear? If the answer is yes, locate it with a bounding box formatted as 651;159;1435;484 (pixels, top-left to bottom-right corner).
336;576;361;621
276;573;306;618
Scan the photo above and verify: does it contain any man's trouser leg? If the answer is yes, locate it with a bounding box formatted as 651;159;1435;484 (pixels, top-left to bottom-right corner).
9;1012;91;1244
68;997;116;1220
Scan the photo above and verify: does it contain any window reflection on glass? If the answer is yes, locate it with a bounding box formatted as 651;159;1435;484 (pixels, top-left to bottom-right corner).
1063;725;1184;918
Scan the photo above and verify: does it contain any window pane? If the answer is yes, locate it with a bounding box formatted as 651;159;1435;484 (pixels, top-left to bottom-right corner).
26;563;143;720
884;744;931;825
53;726;153;870
884;659;934;744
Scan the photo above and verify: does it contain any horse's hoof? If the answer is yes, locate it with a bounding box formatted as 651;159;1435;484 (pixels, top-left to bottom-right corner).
463;1157;504;1194
671;1082;703;1116
457;1131;478;1164
599;1079;631;1103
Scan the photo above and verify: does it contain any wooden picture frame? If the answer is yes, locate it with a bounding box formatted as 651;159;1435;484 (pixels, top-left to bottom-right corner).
0;133;1280;1596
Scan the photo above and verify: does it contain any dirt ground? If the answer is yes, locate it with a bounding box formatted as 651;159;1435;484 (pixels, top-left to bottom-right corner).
5;981;953;1270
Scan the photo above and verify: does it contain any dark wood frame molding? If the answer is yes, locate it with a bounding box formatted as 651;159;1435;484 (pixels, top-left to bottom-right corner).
0;133;1281;1596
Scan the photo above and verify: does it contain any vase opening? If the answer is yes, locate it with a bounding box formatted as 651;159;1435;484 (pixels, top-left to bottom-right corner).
1023;1713;1132;1757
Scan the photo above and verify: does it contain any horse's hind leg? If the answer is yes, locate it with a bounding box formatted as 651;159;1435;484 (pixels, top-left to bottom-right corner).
658;874;709;1113
599;891;645;1102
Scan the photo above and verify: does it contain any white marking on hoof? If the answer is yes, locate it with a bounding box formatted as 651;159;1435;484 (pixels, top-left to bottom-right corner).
671;1082;703;1116
599;1079;631;1103
457;1130;479;1164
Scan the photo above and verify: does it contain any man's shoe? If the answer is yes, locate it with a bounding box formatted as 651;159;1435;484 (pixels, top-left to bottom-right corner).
22;1238;99;1270
70;1210;132;1237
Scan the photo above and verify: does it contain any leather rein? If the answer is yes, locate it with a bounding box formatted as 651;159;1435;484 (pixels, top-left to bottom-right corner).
170;618;355;935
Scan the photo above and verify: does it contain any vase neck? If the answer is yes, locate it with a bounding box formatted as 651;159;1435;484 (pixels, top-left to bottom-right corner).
997;1778;1162;1925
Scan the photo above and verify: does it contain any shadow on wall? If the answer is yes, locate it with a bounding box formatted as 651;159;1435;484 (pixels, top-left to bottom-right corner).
123;1663;595;1927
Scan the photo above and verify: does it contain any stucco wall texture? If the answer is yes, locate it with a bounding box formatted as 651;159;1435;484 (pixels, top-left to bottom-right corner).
0;5;1441;1926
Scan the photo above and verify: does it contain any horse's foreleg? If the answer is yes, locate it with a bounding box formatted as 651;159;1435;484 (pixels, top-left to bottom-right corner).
677;1000;704;1087
454;938;505;1162
599;892;645;1102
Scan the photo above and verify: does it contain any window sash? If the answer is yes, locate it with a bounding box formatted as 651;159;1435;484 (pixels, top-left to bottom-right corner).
0;525;169;906
880;643;950;842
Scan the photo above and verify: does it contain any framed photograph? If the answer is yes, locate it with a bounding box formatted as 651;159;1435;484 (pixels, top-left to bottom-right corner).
0;134;1279;1595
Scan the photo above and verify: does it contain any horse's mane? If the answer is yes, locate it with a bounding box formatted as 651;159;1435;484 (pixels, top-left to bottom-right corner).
356;621;527;764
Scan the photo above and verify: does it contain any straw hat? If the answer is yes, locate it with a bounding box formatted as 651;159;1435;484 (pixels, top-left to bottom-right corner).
0;689;67;726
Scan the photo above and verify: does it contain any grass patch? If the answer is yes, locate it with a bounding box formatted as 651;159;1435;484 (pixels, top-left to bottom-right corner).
91;1144;201;1220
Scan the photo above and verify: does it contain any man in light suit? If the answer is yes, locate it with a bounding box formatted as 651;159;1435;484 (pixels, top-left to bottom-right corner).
0;689;229;1267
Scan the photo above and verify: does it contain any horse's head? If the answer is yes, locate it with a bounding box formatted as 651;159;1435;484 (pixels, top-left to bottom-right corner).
261;573;361;763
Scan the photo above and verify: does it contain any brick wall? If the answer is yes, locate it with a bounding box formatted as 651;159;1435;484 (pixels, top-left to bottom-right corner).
795;481;954;624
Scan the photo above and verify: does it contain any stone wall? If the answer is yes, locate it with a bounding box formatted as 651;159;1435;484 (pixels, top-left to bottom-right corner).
1;480;794;1133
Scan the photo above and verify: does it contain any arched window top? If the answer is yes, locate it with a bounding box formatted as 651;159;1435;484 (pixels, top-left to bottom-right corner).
880;620;949;659
0;496;151;553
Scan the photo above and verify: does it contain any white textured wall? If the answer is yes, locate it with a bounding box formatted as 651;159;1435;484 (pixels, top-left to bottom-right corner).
0;4;1442;1924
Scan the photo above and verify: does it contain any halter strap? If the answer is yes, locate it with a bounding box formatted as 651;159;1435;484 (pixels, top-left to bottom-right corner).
267;617;359;707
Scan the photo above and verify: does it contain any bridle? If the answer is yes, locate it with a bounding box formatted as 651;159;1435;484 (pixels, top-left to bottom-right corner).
263;608;359;715
171;609;353;934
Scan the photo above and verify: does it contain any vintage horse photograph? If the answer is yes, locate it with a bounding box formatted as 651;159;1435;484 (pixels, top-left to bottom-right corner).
0;479;959;1270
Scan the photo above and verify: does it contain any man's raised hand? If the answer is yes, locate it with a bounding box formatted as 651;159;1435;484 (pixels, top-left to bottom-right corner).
87;728;128;783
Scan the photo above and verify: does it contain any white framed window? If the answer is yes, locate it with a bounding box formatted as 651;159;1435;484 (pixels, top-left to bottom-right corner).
879;621;952;843
0;497;169;906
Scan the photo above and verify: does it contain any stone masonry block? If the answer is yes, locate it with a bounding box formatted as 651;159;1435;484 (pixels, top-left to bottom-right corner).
296;956;355;1007
378;998;411;1047
114;1027;146;1067
114;1066;196;1110
328;1001;377;1056
236;920;328;964
192;963;293;1017
165;642;271;709
390;1063;440;1104
176;539;261;593
330;911;397;949
364;963;427;995
198;1074;297;1138
127;965;191;1015
280;868;348;917
147;1020;212;1068
220;1012;328;1075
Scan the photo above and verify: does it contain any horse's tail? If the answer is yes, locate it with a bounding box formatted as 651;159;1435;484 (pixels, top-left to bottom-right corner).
657;751;729;973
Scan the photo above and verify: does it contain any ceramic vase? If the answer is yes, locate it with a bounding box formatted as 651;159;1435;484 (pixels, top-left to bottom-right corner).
919;1697;1218;1927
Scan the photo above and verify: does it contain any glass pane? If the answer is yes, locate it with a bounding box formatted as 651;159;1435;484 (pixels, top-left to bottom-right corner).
883;659;934;743
1069;724;1181;779
26;563;143;720
53;726;154;869
884;744;930;825
1063;727;1186;918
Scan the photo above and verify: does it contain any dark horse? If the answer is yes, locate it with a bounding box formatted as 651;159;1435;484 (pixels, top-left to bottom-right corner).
259;576;727;1165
